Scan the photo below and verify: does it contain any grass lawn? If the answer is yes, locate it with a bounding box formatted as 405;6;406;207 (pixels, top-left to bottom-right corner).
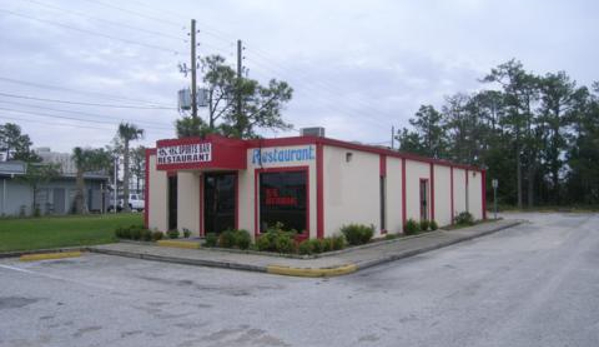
0;213;143;252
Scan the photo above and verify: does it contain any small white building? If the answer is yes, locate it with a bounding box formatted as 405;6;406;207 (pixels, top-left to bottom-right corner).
145;133;486;239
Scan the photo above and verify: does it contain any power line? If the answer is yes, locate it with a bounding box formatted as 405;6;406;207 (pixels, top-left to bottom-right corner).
0;108;173;134
0;76;173;108
78;0;181;28
0;92;176;110
0;9;177;53
0;100;173;129
21;0;184;42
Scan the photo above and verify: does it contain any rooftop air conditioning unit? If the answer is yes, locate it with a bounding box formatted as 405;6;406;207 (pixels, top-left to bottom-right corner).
300;127;325;137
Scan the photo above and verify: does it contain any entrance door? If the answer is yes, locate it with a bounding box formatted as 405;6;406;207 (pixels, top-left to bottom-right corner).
168;176;178;230
420;179;429;221
53;188;66;214
204;173;236;234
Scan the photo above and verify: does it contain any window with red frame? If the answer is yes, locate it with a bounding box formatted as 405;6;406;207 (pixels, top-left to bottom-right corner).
259;171;307;233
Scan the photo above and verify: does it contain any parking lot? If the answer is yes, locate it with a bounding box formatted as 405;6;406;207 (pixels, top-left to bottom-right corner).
1;212;598;347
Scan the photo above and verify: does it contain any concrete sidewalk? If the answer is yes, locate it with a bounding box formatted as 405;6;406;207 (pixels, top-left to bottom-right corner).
89;219;521;277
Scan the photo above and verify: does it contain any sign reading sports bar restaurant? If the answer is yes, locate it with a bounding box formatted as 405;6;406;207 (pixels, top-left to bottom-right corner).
157;142;211;165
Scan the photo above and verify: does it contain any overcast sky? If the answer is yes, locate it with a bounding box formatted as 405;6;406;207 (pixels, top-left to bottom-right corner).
1;0;597;153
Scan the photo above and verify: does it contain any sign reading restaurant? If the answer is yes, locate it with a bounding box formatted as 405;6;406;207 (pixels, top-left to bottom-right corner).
157;143;211;165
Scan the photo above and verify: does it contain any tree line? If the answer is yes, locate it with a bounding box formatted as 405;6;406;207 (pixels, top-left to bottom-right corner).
396;59;599;208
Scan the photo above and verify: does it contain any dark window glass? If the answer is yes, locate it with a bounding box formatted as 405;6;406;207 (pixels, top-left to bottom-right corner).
204;173;236;234
260;171;307;233
168;176;178;230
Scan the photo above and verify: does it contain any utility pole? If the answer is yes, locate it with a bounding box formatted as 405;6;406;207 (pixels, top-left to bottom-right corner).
236;39;243;118
190;19;198;119
391;126;395;149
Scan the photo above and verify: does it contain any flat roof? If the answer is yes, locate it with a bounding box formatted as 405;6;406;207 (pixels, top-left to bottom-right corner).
151;134;483;172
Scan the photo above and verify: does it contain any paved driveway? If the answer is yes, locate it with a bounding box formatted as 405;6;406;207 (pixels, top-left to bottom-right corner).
1;213;598;347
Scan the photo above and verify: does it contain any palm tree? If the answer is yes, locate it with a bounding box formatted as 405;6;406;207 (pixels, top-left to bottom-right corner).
72;147;111;214
117;123;144;212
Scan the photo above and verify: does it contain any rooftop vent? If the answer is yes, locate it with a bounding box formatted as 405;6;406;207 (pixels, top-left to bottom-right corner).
300;127;325;137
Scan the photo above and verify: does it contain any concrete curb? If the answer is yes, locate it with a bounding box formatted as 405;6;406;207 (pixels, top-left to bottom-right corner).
0;247;88;259
267;264;358;277
156;240;201;249
20;251;82;262
87;247;267;273
355;220;523;271
89;220;522;278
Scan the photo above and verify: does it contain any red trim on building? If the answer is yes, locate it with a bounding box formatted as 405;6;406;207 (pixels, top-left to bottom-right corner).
430;163;435;221
199;173;204;237
401;158;407;229
482;169;487;220
316;144;324;239
235;172;239;230
156;134;483;173
144;149;155;228
450;166;454;224
253;166;311;240
156;135;246;171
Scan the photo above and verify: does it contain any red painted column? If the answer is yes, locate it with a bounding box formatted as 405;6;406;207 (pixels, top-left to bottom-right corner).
401;158;407;230
316;143;324;239
482;169;487;220
143;149;152;229
380;155;387;234
450;166;454;224
430;163;435;221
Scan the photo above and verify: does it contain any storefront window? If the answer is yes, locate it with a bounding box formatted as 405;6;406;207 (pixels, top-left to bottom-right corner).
260;170;307;233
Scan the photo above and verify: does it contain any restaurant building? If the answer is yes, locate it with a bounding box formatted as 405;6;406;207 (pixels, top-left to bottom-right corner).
144;133;486;240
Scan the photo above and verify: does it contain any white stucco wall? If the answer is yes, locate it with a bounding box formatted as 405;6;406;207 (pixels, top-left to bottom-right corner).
405;160;431;222
323;146;381;237
148;154;168;232
386;157;403;234
467;170;483;220
452;168;466;218
245;144;317;238
433;165;452;226
177;171;200;236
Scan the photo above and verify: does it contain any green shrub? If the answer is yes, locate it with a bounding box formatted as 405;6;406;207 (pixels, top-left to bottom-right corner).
419;219;430;231
321;238;332;253
234;229;252;250
310;239;324;253
256;234;273;252
204;233;218;247
454;211;474;226
404;218;420;235
331;235;346;250
140;229;152;241
298;241;313;255
130;227;142;240
430;220;439;231
218;230;236;248
385;233;398;240
114;227;124;239
121;228;131;239
341;224;375;246
151;231;164;241
274;233;295;254
182;228;192;238
166;229;180;239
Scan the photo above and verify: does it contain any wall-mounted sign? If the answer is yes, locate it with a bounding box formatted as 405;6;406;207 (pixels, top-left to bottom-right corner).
252;146;315;165
157;143;211;165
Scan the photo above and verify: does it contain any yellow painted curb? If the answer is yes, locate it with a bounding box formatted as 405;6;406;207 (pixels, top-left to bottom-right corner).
156;240;201;249
267;263;358;277
20;251;82;262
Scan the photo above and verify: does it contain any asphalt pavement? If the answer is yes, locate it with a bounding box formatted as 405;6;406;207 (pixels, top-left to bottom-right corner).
1;212;597;347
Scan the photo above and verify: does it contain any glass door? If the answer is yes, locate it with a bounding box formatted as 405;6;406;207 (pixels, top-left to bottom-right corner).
420;179;429;221
204;173;236;234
